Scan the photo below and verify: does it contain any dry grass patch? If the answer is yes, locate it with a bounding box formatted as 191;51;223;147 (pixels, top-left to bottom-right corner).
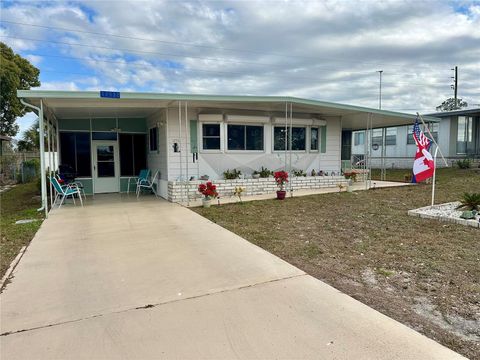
194;168;479;359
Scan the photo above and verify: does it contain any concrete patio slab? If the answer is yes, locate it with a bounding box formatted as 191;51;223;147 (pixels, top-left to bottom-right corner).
0;194;465;359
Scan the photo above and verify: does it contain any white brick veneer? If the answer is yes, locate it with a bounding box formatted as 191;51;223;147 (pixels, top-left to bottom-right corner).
168;176;348;202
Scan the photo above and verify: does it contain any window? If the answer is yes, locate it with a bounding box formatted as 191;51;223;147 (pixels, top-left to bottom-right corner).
59;132;91;177
227;125;263;151
119;134;147;176
354;131;364;146
457;116;473;154
149;127;158;151
407;126;415;144
92;132;117;141
408;123;437;145
385;127;397;145
202;124;221;150
311;127;319;151
273;126;306;151
371;129;383;146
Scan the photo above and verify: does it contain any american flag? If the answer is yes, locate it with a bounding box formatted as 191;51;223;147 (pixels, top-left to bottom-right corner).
412;116;432;150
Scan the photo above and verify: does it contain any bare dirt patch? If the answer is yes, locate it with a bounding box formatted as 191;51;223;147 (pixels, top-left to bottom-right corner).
194;168;480;359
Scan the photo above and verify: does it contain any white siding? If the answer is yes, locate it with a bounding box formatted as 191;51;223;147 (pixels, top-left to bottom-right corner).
165;109;342;181
147;110;168;198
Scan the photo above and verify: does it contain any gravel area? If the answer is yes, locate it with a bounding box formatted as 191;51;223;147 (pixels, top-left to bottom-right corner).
409;202;480;228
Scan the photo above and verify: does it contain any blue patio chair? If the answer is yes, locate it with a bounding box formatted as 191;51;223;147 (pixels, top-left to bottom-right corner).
136;170;160;198
50;177;84;208
55;173;86;200
127;169;150;194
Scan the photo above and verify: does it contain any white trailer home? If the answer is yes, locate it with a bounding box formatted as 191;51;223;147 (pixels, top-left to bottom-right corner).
17;90;436;211
351;108;480;169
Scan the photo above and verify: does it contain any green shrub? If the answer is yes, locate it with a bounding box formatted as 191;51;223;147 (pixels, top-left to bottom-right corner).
253;166;272;178
456;192;480;211
456;158;471;169
293;169;307;177
223;168;242;180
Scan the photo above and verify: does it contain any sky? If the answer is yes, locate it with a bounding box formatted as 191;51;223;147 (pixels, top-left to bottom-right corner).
1;0;479;139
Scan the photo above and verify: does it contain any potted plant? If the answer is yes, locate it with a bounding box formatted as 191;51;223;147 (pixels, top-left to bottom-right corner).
274;171;288;200
223;168;242;180
198;182;218;208
252;171;261;179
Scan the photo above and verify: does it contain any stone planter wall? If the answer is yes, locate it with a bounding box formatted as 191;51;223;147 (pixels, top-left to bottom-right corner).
168;176;348;202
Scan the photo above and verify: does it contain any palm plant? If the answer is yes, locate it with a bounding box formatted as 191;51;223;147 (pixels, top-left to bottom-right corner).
456;192;480;211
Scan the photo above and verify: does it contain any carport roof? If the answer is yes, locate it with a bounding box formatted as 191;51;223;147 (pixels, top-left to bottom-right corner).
17;90;439;130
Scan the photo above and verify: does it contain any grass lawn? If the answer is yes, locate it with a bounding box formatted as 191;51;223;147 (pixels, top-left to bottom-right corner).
194;168;479;359
1;182;44;280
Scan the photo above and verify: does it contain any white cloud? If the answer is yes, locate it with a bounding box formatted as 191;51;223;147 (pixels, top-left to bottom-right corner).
1;0;479;113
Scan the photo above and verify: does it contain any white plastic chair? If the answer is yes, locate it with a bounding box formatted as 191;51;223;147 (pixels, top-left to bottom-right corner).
136;170;160;198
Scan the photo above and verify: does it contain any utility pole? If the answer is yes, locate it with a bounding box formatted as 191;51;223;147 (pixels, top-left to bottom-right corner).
377;70;383;109
451;66;458;108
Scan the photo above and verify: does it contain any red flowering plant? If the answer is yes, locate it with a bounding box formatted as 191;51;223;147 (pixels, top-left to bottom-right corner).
198;181;218;200
273;171;289;191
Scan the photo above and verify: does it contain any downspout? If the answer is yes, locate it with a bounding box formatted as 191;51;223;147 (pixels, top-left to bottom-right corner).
20;98;48;218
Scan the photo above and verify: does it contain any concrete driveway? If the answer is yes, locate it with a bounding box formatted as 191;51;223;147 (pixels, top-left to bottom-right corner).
0;195;464;359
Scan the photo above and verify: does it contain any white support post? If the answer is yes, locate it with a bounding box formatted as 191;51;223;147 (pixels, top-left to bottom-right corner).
431;146;439;207
39;100;48;218
289;102;293;196
178;101;183;204
185;101;189;206
284;101;288;171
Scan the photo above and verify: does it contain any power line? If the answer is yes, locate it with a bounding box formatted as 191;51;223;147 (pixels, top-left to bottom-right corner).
0;19;454;71
21;52;450;88
1;34;451;82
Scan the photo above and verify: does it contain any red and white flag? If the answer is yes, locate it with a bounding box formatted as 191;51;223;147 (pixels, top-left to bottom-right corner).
412;117;434;183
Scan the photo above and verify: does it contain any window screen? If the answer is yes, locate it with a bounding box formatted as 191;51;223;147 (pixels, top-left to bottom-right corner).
227;125;263;150
120;134;147;176
202;124;221;150
59;132;91;177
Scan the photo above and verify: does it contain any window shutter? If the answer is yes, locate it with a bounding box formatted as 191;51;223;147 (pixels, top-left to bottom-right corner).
320;125;327;153
190;120;198;153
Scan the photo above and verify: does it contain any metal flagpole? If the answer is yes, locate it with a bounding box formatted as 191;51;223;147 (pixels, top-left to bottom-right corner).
416;112;448;207
431;146;439;206
417;112;448;166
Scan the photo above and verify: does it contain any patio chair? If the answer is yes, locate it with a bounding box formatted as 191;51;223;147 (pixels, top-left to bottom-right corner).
55;173;86;200
50;177;84;208
127;169;150;194
136;170;160;198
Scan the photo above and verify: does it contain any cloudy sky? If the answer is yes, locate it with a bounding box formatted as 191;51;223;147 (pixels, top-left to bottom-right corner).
1;0;479;137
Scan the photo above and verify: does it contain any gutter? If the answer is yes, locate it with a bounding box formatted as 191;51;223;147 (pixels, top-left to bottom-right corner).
19;99;48;218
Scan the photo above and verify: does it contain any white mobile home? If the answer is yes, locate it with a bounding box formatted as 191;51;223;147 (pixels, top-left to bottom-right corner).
351;108;480;169
17;90;436;210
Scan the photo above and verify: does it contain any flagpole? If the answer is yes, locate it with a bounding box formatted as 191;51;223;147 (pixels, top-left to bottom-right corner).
431;146;439;207
416;112;448;167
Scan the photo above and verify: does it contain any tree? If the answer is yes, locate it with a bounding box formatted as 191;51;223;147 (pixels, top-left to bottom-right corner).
17;119;39;152
0;42;41;137
436;97;468;112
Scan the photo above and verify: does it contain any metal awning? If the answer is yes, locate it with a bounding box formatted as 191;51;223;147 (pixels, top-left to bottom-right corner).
17;90;440;130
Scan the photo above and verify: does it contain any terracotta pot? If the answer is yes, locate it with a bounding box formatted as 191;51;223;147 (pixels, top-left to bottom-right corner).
276;190;286;200
202;198;212;208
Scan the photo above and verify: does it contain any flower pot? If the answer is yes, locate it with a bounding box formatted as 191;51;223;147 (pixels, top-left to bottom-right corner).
252;174;260;179
202;198;212;208
276;190;286;200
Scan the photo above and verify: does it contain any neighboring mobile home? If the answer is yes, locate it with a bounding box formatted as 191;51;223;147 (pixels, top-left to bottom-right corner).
17;90;437;210
351;108;480;169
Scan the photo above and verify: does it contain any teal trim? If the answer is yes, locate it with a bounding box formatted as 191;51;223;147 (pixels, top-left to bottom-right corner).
190;120;198;153
320;125;327;153
92;118;116;131
76;179;93;195
59;118;90;131
118;118;146;133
